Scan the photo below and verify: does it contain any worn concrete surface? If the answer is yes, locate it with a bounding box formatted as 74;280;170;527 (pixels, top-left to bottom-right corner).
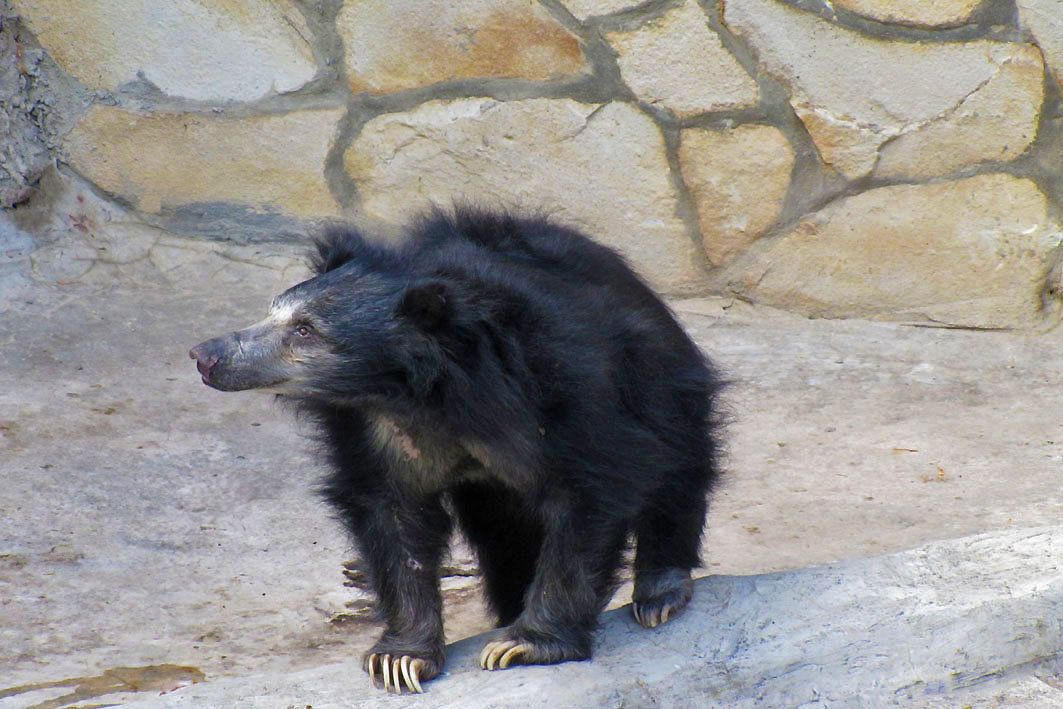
2;215;1062;707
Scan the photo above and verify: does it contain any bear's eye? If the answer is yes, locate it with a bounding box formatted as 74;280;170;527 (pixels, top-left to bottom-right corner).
294;324;312;338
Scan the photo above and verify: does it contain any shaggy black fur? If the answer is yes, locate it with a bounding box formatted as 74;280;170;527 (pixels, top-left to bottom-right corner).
190;207;723;691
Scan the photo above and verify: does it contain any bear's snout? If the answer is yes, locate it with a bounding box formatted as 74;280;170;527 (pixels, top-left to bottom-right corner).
189;330;292;392
189;340;223;382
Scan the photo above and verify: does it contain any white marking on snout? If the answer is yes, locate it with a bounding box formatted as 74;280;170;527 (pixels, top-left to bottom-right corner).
266;300;298;326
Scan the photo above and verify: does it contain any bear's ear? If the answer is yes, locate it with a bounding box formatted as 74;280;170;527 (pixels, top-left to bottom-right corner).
310;227;392;275
398;280;451;331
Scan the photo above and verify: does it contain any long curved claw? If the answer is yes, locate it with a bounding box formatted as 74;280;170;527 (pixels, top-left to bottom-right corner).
399;656;426;693
400;655;412;693
633;602;662;628
480;639;514;670
366;653;434;693
392;655;402;695
499;643;526;669
368;653;379;688
480;639;528;671
408;658;425;693
367;654;433;694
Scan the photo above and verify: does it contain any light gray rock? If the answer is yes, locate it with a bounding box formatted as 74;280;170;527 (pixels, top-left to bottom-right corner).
0;5;92;208
722;0;1043;179
345;98;709;294
122;526;1063;707
1018;0;1063;84
0;11;51;208
11;0;317;102
875;44;1044;179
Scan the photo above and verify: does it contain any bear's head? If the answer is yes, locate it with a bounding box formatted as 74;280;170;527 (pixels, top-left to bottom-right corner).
189;228;454;405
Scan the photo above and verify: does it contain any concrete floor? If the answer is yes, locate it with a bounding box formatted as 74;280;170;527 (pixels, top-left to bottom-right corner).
2;221;1061;707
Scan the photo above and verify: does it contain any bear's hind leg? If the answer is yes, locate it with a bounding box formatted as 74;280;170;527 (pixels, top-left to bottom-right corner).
479;492;630;670
631;490;707;628
631;567;694;628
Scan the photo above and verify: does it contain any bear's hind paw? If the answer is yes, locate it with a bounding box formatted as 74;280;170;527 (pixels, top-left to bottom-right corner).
479;639;530;670
632;571;694;629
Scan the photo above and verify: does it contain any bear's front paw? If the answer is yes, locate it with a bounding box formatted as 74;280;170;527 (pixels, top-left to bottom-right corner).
364;651;443;694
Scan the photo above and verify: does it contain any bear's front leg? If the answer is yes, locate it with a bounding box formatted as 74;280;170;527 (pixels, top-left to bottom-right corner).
479;494;629;671
333;479;452;693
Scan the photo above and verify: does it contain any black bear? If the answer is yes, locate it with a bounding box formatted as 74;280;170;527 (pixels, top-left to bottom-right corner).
190;208;723;694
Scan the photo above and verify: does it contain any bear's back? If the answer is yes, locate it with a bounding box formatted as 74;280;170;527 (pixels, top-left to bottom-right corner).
410;208;715;416
411;207;679;321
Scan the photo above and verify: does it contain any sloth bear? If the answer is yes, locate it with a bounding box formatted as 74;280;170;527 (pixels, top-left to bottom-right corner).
190;208;723;694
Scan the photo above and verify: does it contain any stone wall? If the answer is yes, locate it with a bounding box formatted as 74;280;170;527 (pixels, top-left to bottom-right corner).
3;0;1062;328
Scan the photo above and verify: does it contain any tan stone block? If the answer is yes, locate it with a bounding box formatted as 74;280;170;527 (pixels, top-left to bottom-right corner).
791;103;885;184
725;175;1062;328
64;106;343;217
604;1;758;117
679;125;793;265
833;0;981;28
559;0;644;20
12;0;316;101
338;0;585;94
876;44;1044;179
1018;0;1063;88
723;0;1043;178
345;98;707;294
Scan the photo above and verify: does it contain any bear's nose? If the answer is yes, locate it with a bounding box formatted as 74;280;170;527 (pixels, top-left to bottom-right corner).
189;343;220;377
